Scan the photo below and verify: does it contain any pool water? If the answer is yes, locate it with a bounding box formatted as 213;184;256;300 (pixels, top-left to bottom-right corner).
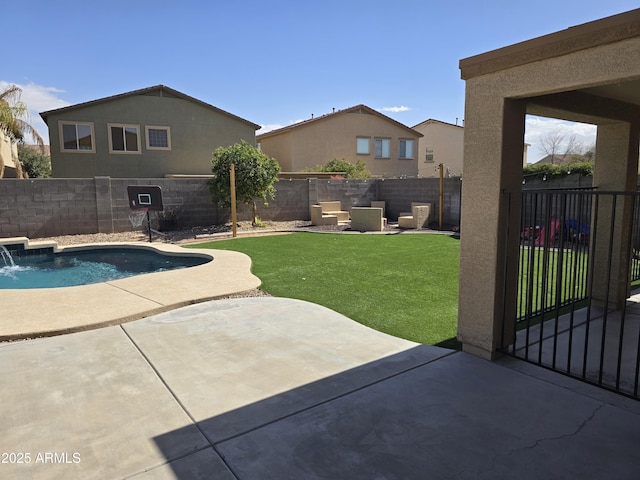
0;248;210;289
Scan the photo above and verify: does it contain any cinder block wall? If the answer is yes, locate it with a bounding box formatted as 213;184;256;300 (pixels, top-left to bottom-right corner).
0;176;465;239
313;178;378;210
0;178;222;238
109;178;219;232
230;177;311;223
378;177;462;224
0;178;102;238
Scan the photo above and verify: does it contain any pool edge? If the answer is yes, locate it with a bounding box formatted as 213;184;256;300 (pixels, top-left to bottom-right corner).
0;241;261;342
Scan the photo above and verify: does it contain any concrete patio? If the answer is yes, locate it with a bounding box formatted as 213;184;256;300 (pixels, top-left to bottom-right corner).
512;293;640;398
2;296;639;479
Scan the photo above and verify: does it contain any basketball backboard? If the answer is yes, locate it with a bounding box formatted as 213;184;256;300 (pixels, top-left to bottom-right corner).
127;185;164;211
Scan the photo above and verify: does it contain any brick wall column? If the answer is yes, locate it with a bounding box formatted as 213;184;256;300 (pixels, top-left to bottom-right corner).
94;176;114;233
308;178;318;214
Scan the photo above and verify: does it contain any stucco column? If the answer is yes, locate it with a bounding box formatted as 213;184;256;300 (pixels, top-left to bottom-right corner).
591;122;640;308
457;91;526;360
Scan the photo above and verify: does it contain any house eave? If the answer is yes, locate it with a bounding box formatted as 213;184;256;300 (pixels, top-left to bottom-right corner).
40;84;261;130
257;104;423;141
459;8;640;80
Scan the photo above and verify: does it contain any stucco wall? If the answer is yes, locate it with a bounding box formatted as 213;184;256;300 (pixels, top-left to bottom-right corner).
258;132;294;171
48;92;257;178
260;110;420;177
414;121;464;177
0;133;18;178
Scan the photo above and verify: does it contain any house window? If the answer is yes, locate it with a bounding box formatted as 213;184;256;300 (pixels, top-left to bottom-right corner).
108;124;141;153
399;139;414;159
60;122;95;152
356;137;370;155
425;147;434;162
146;126;171;150
375;138;390;158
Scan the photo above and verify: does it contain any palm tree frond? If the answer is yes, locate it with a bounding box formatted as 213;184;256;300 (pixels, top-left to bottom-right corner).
0;85;44;153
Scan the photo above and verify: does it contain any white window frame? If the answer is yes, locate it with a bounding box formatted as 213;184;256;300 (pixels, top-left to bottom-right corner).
399;139;414;159
59;121;95;153
356;137;370;155
375;138;391;159
145;126;172;150
425;146;434;163
108;123;141;154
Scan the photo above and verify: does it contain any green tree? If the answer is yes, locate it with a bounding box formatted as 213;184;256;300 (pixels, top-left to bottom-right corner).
209;141;281;225
17;144;51;178
0;85;45;178
305;157;372;179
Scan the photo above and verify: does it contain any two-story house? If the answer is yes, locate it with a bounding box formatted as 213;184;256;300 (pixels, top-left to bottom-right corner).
40;85;260;178
412;119;464;177
257;104;422;177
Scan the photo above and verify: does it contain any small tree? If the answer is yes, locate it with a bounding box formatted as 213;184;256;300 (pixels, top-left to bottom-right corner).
540;131;580;164
17;144;51;178
305;157;372;179
209;141;281;226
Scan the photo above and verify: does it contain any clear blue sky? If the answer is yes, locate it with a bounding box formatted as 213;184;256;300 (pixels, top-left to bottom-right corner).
3;0;638;161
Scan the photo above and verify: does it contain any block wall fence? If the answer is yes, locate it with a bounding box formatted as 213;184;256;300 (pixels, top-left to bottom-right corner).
0;176;465;239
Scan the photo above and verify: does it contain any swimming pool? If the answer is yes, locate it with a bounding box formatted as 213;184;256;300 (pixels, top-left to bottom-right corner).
0;247;211;289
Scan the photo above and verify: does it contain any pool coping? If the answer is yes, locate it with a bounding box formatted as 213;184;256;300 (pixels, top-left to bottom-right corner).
0;239;261;341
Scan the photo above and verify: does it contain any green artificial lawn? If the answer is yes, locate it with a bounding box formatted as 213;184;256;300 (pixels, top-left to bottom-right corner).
517;247;590;319
189;232;461;349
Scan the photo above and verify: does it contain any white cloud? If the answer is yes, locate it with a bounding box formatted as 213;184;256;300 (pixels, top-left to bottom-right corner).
525;116;597;162
257;118;307;136
379;106;411;113
0;81;70;145
257;124;285;135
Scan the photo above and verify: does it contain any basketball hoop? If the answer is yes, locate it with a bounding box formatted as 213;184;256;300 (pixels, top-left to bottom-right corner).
128;207;148;229
127;185;163;242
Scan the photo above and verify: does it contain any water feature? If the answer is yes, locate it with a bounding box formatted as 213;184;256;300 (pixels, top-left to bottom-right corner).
0;247;210;289
0;246;15;267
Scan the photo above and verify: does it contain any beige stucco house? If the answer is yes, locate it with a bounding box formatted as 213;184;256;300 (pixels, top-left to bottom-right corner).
40;85;260;178
413;119;532;176
0;132;19;178
257;105;422;177
413;119;464;177
457;8;640;365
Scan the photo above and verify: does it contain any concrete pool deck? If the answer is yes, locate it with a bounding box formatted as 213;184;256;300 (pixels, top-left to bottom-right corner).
0;241;260;341
3;235;640;478
2;296;640;479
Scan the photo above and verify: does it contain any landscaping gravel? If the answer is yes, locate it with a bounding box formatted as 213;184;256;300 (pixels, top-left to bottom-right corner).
38;220;315;246
36;219;403;246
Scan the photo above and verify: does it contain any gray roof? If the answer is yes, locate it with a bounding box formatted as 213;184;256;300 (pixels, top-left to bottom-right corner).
40;84;261;130
257;104;422;140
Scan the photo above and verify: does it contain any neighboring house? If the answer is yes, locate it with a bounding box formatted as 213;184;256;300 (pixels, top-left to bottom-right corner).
257;105;422;177
413;119;530;176
40;85;260;178
412;119;464;177
534;153;586;165
0;131;19;178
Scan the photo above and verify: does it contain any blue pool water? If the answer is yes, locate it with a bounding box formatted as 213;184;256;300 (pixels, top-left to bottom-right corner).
0;248;210;289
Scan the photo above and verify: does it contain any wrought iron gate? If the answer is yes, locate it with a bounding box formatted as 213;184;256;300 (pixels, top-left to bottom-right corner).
501;188;640;400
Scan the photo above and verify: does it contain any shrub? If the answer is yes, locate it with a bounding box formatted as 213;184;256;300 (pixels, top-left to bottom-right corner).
17;144;51;178
305;158;372;179
523;161;593;180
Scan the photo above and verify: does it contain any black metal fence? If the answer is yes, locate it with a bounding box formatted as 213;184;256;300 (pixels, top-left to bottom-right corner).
501;188;640;400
